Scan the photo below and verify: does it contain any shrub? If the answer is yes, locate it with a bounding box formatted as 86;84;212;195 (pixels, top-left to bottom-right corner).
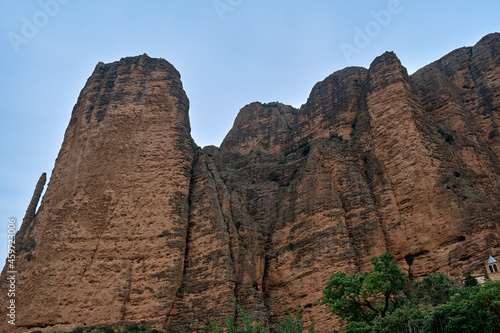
463;273;478;287
351;117;358;129
208;297;314;333
124;325;140;332
274;306;314;333
302;145;311;156
268;172;280;182
412;271;460;306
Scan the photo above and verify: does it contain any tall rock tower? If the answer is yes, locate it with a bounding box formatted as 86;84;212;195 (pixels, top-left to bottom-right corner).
0;54;195;331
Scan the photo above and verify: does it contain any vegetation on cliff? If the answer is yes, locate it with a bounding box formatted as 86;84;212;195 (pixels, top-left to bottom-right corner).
31;325;164;333
32;253;500;333
207;297;315;333
321;253;500;332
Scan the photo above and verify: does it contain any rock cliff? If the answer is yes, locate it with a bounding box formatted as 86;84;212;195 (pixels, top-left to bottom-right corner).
2;34;500;332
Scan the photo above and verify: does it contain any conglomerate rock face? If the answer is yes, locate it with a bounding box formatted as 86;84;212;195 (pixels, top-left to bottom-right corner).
2;34;500;333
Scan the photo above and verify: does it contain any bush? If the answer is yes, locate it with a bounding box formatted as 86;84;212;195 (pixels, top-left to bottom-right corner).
351;117;358;129
345;322;371;333
224;297;269;333
208;297;314;333
268;172;280;182
463;273;478;287
302;145;310;156
274;306;315;333
412;271;460;306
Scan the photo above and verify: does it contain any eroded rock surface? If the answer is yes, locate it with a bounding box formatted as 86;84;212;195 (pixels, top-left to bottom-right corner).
2;34;500;332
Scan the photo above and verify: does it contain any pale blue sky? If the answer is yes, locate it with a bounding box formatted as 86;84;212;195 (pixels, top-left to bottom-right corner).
1;0;499;264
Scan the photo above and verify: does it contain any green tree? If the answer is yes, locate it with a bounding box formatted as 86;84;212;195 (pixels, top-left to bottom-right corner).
472;280;500;328
412;271;460;306
463;272;479;288
433;289;493;333
320;253;408;326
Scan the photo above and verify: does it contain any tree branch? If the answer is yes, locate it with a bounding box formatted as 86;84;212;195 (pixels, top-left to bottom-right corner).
382;293;390;317
363;299;378;314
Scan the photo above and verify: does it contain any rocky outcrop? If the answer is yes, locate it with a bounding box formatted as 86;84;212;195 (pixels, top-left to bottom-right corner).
2;34;500;333
0;54;196;331
21;172;46;227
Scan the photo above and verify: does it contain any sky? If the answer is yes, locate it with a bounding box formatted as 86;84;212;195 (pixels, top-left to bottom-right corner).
0;0;499;264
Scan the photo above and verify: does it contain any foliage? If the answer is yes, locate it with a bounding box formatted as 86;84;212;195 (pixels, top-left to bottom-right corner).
351;117;358;129
434;294;486;332
61;327;162;333
320;253;408;325
208;298;314;333
471;280;500;328
274;306;315;333
267;171;280;182
464;272;479;287
366;305;435;333
321;270;373;323
412;271;460;306
329;132;343;141
302;145;311;156
208;296;270;333
123;325;147;332
342;282;500;332
344;321;371;333
321;251;500;333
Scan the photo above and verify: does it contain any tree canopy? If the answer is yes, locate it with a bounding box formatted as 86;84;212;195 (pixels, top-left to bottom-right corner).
320;253;408;324
321;252;500;332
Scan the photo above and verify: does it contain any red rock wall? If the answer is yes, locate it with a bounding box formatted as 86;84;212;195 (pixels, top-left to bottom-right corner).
2;34;500;333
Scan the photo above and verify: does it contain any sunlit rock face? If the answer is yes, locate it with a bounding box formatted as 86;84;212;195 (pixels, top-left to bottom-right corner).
2;34;500;333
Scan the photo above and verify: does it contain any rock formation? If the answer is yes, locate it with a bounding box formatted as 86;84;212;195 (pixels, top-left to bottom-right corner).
21;172;46;227
1;33;500;332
